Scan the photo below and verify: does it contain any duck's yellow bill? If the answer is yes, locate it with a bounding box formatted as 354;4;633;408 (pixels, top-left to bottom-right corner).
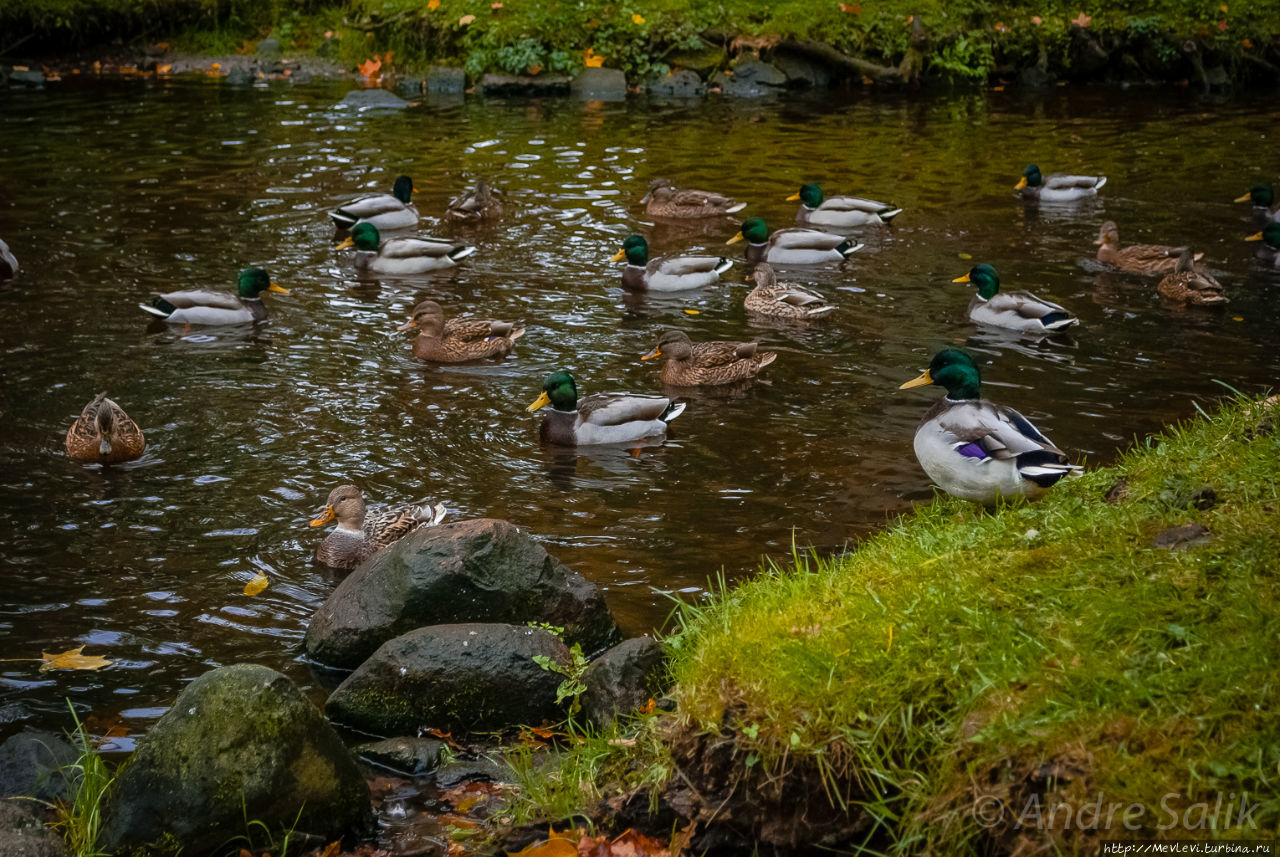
1014;177;1028;190
1235;193;1252;203
899;370;933;390
1245;231;1264;241
726;232;744;245
609;249;626;262
785;192;800;202
268;282;290;294
527;391;551;412
641;346;661;361
952;273;971;283
336;237;355;250
309;506;335;527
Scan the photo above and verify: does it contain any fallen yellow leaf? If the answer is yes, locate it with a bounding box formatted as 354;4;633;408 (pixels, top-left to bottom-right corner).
318;841;341;857
40;646;111;673
244;572;269;597
683;309;700;315
583;47;604;68
459;13;476;24
507;836;578;857
632;13;645;23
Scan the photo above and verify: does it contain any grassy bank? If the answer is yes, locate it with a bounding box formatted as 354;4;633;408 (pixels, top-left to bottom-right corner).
505;394;1280;853
4;0;1280;85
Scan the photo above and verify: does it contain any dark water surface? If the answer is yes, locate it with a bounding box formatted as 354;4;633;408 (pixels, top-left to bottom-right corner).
1;80;1277;739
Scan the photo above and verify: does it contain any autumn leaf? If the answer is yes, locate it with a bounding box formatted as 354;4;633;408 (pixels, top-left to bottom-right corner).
1217;19;1228;30
1072;11;1091;27
994;20;1008;32
157;64;172;74
1031;15;1043;24
244;572;269;597
1242;37;1253;48
683;308;700;315
839;2;860;12
316;842;341;857
583;47;605;68
632;13;645;23
492;2;504;8
611;828;669;857
527;63;543;75
459;14;476;24
358;56;382;77
41;646;111;673
506;833;578;857
1220;3;1228;10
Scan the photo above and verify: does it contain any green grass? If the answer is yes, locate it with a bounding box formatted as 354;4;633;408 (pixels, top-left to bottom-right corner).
39;704;117;857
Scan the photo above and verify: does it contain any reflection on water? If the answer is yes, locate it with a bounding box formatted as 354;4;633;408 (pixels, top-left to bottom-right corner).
0;80;1277;736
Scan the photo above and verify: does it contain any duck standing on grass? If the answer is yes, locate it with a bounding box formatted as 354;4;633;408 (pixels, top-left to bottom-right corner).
330;175;418;231
526;370;685;446
611;234;732;291
787;183;903;227
952;264;1078;334
899;349;1080;503
338;222;477;276
65;393;146;465
1157;250;1228;306
641;329;776;387
139;267;288;325
309;484;447;570
1094;221;1203;276
640;178;746;219
397;300;524;362
1246;223;1280;267
727;217;863;265
744;263;835;319
1015;165;1106;201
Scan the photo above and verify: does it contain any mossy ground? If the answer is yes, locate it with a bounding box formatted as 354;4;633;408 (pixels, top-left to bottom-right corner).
502;394;1280;853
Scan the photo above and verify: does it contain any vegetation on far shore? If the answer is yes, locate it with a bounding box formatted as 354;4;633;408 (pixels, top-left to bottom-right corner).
4;0;1280;85
502;393;1280;853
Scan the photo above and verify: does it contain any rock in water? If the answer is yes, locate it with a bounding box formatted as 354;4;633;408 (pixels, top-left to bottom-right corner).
339;88;409;110
99;664;370;856
0;730;77;802
581;636;667;728
304;518;619;669
326;623;570;734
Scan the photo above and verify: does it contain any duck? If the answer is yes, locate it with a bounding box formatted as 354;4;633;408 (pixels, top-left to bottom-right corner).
309;484;447;570
447;179;503;223
1157;250;1228;306
139;267;289;325
65;393;146;465
338;222;477;276
953;264;1078;333
727;218;864;265
330;175;418;231
397;300;524;362
1015;165;1106;201
1094;221;1203;276
899;349;1080;503
526;370;686;446
611;234;732;291
1245;223;1280;268
0;238;17;279
1235;183;1280;223
744;263;835;319
641;329;776;387
787;183;902;227
640;178;746;219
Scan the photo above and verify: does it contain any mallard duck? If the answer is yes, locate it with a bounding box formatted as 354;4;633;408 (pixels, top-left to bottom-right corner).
309;484;447;570
139;267;289;325
1015;165;1106;201
899;349;1080;503
330;175;418;231
787;183;902;227
953;264;1078;333
641;329;776;387
0;238;17;279
1157;250;1228;306
744;263;835;319
640;178;747;219
610;234;732;291
526;370;686;446
1235;183;1280;223
727;218;863;265
397;300;523;362
65;393;146;465
338;222;477;276
1246;223;1280;268
1094;221;1203;276
447;179;503;223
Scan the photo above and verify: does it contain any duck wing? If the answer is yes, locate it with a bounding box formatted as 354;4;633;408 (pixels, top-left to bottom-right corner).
988;290;1076;322
932;399;1070;464
333;193;404;222
772;284;829;307
816;195;896;214
650;255;732;277
152;289;245;310
578;392;675;426
380;236;460;259
1043;174;1105;191
363;501;447;552
443;317;520;342
668;187;739;208
768;228;849;251
690;341;760;367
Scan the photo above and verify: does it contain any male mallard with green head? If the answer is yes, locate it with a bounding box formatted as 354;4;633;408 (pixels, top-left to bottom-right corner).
447;179;503;223
1015;165;1106;201
641;329;776;387
787;183;902;227
1157;250;1227;306
397;300;524;362
1246;223;1280;268
139;267;289;325
338;222;477;276
330;175;419;231
65;393;146;465
640;178;746;219
899;349;1080;503
1235;183;1280;223
727;217;863;265
1094;221;1203;276
610;234;732;291
744;263;834;319
527;370;685;446
309;484;446;570
953;264;1078;333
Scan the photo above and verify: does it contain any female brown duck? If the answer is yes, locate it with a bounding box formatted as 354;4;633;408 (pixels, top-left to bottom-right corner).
397;300;524;362
642;329;776;386
309;484;446;569
65;393;146;465
1094;221;1203;276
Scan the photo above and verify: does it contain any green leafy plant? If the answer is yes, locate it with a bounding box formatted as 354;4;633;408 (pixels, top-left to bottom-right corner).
533;643;590;715
25;702;116;857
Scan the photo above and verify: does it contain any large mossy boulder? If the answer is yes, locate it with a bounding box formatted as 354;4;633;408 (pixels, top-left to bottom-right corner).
326;623;570;735
304;518;618;670
99;664;370;857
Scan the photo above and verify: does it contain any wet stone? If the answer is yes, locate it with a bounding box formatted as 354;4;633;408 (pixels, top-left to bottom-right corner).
427;66;466;94
357;737;444;776
571;67;627;101
648;69;707;97
340;88;410;110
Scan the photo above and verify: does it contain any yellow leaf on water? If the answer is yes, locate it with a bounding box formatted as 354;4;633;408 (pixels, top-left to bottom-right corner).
1233;316;1244;322
40;646;111;673
459;14;476;24
632;13;645;23
244;572;269;597
683;309;700;315
958;252;973;260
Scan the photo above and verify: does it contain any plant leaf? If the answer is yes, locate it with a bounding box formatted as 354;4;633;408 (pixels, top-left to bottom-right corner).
506;837;578;857
459;14;476;25
40;646;111;673
243;572;269;597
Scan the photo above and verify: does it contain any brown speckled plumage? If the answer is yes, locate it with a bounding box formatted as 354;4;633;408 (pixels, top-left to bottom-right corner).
641;178;746;219
1157;249;1227;306
400;300;523;363
65;393;145;465
643;329;776;387
1095;221;1204;276
310;484;446;570
447;180;503;223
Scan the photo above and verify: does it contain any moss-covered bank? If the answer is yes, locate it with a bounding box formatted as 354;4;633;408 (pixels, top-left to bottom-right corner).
503;394;1280;853
4;0;1280;87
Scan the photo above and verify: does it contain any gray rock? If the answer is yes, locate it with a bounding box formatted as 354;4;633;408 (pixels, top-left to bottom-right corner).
326;623;571;735
256;38;282;58
772;52;831;88
427;66;466;94
712;62;787;97
434;756;511;789
581;637;666;728
480;74;571;96
0;801;68;857
395;76;425;97
339;88;410;110
647;69;706;97
289;69;314;85
356;737;444;776
571;67;627;101
0;731;77;803
99;664;370;856
304;518;619;670
8;69;46;87
731;59;788;87
665;47;724;71
225;66;254;86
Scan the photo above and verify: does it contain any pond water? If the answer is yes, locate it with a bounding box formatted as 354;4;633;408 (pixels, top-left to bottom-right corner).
0;79;1277;742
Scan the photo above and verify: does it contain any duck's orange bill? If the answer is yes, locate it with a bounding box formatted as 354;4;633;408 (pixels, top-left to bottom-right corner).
396;319;415;331
1014;177;1028;190
336;237;355;250
1235;193;1252;203
309;506;335;527
899;370;933;390
952;273;971;283
269;282;290;294
527;391;551;412
726;232;744;245
641;346;661;360
785;192;800;201
1245;232;1264;242
609;249;626;262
